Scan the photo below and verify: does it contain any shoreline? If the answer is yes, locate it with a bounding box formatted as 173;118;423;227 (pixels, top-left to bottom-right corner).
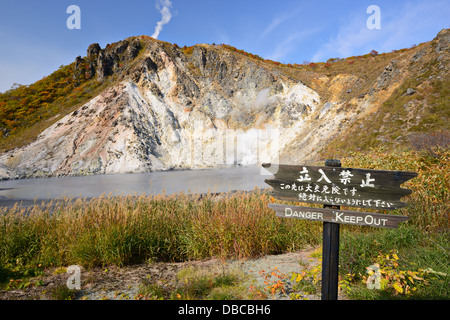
0;188;271;209
0;166;270;209
0;164;260;182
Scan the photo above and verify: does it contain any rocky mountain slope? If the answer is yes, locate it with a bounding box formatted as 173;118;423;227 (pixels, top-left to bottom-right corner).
0;29;448;179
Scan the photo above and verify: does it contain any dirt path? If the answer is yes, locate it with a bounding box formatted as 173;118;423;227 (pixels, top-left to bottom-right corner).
0;246;347;300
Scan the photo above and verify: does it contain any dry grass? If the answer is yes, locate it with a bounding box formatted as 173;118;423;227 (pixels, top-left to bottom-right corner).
0;190;320;270
1;148;447;272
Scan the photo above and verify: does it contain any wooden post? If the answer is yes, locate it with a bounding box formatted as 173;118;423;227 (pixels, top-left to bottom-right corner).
321;159;341;300
263;160;417;300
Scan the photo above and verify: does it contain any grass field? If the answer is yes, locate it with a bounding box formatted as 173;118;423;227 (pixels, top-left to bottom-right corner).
0;147;448;299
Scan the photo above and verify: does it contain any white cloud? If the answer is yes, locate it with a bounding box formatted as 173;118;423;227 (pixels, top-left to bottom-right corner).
151;0;173;39
268;28;320;62
259;10;300;40
311;17;373;62
311;0;450;62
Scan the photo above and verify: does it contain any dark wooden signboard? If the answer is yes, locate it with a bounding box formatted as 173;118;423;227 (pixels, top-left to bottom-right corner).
262;160;417;300
263;163;417;210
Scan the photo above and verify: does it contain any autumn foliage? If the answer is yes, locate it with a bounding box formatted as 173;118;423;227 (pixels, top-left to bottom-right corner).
0;60;102;144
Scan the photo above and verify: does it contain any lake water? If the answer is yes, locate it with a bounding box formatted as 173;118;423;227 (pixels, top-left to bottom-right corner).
0;166;272;206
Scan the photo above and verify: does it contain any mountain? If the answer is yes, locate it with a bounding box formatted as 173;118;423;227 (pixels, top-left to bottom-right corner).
0;29;448;180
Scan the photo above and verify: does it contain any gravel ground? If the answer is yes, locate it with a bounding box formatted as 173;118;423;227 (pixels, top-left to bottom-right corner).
0;246;339;301
229;247;323;300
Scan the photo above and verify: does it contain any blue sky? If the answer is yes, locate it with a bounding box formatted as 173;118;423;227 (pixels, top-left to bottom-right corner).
0;0;449;92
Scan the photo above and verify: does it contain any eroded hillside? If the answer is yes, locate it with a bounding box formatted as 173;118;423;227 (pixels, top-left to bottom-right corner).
0;29;448;179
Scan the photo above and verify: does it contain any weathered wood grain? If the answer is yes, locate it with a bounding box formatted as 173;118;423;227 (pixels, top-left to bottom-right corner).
262;163;417;210
262;163;418;187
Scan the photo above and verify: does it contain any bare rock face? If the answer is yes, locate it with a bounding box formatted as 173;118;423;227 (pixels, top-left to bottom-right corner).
87;43;101;59
1;28;448;180
376;60;399;89
0;39;322;179
434;28;450;53
84;40;143;81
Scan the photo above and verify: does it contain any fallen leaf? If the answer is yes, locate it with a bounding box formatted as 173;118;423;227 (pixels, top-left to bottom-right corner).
393;282;403;294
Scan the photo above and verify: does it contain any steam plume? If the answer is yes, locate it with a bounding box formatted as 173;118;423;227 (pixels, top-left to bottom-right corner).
151;0;172;39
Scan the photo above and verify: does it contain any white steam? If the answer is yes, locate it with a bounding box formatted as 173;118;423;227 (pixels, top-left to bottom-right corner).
151;0;172;39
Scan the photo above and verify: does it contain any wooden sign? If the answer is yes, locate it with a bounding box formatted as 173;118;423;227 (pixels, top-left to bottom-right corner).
263;160;418;300
263;163;417;210
268;203;409;229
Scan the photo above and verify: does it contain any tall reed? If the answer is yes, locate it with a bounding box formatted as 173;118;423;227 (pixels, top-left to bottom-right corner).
0;190;320;268
1;147;446;270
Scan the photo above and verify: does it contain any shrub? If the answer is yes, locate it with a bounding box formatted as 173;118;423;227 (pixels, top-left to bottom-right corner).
407;131;450;155
182;46;194;55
